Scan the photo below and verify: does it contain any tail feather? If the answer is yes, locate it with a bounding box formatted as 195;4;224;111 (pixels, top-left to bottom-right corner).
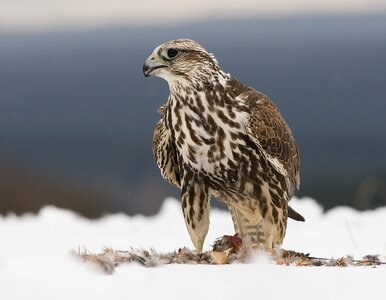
288;206;305;222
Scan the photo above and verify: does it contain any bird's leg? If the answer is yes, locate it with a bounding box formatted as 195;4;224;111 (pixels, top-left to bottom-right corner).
259;222;278;250
227;202;265;245
181;180;210;252
228;202;288;250
263;212;288;249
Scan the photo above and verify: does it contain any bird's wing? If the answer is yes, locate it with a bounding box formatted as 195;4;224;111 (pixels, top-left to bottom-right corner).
153;118;181;188
240;90;300;194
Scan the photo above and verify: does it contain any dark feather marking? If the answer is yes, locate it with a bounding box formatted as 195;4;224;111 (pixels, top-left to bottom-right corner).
151;39;302;251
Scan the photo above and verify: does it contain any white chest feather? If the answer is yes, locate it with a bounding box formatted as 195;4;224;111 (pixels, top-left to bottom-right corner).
169;90;249;174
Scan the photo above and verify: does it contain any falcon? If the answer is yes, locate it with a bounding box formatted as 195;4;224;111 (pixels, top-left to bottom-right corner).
143;39;304;252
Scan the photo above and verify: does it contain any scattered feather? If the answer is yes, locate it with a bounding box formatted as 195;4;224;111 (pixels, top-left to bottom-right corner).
76;235;386;273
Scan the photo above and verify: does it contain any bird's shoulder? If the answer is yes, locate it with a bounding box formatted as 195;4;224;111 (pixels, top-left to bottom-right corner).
229;80;300;191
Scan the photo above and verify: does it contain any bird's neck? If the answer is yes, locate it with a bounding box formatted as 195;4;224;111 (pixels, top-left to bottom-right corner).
165;70;249;136
167;69;232;106
167;69;232;94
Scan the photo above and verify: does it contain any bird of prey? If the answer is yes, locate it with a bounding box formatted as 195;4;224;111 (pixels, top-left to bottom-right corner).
143;39;304;252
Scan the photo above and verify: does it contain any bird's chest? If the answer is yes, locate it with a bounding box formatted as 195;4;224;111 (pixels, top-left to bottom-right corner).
166;99;249;177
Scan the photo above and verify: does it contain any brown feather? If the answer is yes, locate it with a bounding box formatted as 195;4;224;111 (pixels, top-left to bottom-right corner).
241;89;300;194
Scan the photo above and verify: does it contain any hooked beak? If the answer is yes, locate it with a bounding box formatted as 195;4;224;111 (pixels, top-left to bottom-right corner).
143;57;167;77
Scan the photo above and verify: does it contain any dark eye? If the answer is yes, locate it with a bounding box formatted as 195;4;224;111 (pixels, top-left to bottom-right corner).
166;48;179;59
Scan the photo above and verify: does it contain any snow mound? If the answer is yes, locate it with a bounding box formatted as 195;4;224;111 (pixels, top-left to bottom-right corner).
0;197;385;300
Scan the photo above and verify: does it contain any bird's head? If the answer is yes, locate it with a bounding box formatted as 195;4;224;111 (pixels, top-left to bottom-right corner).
143;39;220;84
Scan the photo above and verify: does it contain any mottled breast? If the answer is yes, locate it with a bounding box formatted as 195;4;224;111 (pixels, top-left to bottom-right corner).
164;88;255;194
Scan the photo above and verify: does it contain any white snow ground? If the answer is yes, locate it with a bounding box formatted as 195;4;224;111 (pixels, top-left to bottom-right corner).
0;197;385;300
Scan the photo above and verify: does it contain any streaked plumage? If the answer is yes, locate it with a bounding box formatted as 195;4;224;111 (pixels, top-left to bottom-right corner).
144;39;303;252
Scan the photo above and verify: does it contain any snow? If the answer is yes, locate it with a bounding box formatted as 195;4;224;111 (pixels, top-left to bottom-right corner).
0;197;385;300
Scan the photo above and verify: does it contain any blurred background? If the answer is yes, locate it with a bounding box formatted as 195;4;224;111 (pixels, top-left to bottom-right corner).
1;0;385;217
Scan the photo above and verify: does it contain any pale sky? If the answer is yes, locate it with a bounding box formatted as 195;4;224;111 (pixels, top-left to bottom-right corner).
1;0;386;31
